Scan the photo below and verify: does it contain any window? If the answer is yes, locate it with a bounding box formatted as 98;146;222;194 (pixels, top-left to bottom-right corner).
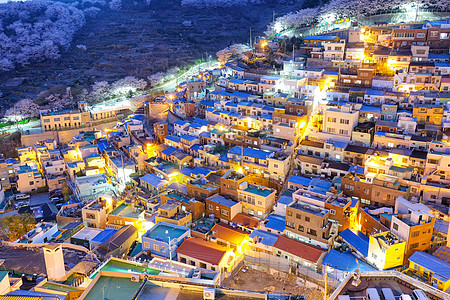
340;119;349;125
411;231;420;237
153;244;160;251
308;229;317;236
54;118;60;121
296;213;301;219
393;223;399;230
344;184;354;191
44;119;50;123
287;211;292;216
409;242;419;250
327;117;336;123
298;225;304;232
330;209;336;215
286;221;295;228
208;204;213;210
221;209;229;216
305;216;310;222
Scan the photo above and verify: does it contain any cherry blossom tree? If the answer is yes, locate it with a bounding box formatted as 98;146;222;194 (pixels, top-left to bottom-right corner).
0;0;85;71
5;98;40;121
216;44;251;65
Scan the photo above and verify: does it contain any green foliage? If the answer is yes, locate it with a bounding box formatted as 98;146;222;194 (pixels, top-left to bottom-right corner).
61;183;73;202
0;214;36;241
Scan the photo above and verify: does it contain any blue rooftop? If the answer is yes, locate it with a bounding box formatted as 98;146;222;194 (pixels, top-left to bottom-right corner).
174;120;189;126
360;105;382;113
164;135;181;143
199;132;211;138
304;35;338;40
92;228;118;243
249;229;279;247
348;165;365;174
180;134;198;142
277;195;293;206
409;251;450;281
140;174;168;188
207;194;238;207
229;78;246;84
323;249;376;272
265;214;285;232
199;100;214;107
161;146;178;157
191;166;212;177
228;146;272;160
340;229;369;257
288;175;312;187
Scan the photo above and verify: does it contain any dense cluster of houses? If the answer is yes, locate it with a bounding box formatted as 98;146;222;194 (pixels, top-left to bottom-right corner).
2;18;450;299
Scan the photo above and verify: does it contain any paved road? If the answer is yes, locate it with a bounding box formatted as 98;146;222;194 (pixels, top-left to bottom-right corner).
1;119;41;135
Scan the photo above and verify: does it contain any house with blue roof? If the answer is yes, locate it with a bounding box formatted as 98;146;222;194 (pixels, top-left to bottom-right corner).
303;35;340;47
164;135;182;148
206;194;242;223
249;229;279;248
322;249;376;280
340;228;369;257
288;175;312;190
139;174;169;194
273;195;293;216
262;213;285;234
408;251;450;291
90;228;118;250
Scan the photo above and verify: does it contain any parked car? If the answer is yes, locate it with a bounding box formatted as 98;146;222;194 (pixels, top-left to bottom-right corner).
15;193;30;200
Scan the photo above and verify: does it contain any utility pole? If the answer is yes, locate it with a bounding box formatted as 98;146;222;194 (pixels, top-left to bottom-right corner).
324;270;328;300
357;0;361;26
273;10;275;23
169;237;173;269
249;27;252;48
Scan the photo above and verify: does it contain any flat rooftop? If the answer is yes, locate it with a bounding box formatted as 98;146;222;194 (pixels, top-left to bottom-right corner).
110;203;141;219
244;186;273;197
144;224;187;244
333;271;446;300
84;276;141;300
290;201;329;217
71;227;102;241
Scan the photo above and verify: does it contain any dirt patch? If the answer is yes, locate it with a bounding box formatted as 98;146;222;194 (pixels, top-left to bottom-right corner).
0;246;88;276
226;267;323;300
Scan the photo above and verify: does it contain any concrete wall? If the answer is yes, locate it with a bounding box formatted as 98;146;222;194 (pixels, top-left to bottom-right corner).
21;131;58;147
21;120;119;147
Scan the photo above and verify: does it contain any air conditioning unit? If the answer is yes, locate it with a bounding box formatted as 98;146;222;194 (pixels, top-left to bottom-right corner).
130;274;140;282
203;288;215;300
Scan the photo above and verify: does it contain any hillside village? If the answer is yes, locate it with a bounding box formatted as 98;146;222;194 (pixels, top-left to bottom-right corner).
1;17;450;300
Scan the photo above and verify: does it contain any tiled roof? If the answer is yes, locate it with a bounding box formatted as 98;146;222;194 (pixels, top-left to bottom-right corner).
176;237;228;265
273;235;326;263
211;223;248;246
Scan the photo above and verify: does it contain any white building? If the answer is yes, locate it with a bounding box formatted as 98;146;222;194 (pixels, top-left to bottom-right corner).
323;105;359;137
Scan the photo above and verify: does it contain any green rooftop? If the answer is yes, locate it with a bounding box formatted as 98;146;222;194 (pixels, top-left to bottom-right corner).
84;276;141;300
110;203;141;219
42;282;82;293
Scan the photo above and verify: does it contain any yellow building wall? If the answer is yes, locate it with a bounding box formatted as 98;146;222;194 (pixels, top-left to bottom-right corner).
384;242;406;269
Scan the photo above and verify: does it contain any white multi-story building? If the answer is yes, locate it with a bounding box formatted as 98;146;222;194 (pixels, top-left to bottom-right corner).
323;105;359;137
